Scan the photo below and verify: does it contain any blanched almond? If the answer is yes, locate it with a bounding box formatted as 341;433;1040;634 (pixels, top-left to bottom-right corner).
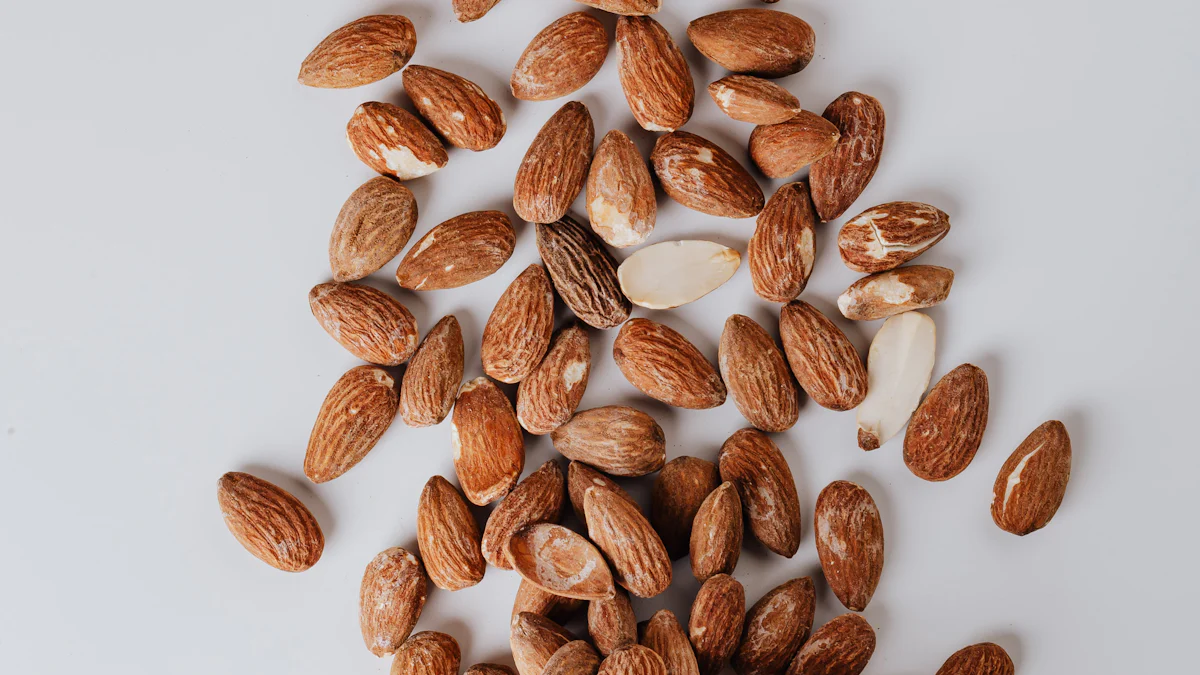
618;241;741;310
856;312;937;450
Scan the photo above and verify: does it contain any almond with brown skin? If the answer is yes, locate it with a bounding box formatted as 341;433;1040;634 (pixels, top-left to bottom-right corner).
688;9;815;78
298;15;416;89
512;13;608;101
330;177;417;282
392;632;460;675
513;579;587;623
600;645;669;675
709;75;801;125
417;476;485;590
544;641;602;675
585;486;672;598
991;421;1072;535
517;324;592;435
837;202;951;273
304;365;398;483
217;472;324;572
935;643;1014;675
903;364;989;481
404;65;506;151
347;102;448;180
538;216;632;329
552;406;665;477
309;282;418;366
784;614;874;675
577;0;660;15
689;574;745;675
733;578;815;675
512;612;576;675
749;112;841;179
569;461;639;527
396;210;515;291
809;93;886;222
360;547;427;656
814;481;884;612
616;16;694;132
514;102;595;224
451;377;525;505
589;587;637;656
641;610;700;675
778;300;867;411
507;523;617;601
469;665;519;675
587;130;656;248
482;265;556;384
651;456;721;560
613;318;727;409
719;314;800;433
748;182;817;303
652;131;764;218
718;429;801;557
690;482;742;582
483;460;566;569
454;0;502;23
838;265;955;321
399;315;464;427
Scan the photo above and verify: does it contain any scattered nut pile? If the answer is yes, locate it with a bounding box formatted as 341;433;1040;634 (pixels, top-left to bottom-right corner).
216;3;1074;675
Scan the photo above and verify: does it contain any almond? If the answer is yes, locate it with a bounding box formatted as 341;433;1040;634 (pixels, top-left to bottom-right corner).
514;101;595;224
689;482;742;582
404;65;506;151
512;13;608;101
451;377;525;505
778;300;867;411
688;9;815;77
417;476;486;590
991;420;1072;536
304;365;399;483
718;429;802;557
483;460;566;569
507;523;617;601
552;406;665;476
935;643;1015;675
396;210;516;290
814;481;884;612
482;265;556;383
903;364;989;481
732;578;815;675
544;641;602;675
616;16;694;132
652;131;765;218
748;182;817;303
217;472;324;572
641;610;700;675
809;92;886;222
587;130;656;248
399;315;465;427
359;547;427;655
618;241;741;310
392;631;460;675
537;216;632;329
709;75;801;125
513;578;587;623
569;461;640;528
719;314;800;433
600;645;669;675
838;265;954;321
454;0;502;23
589;587;637;656
784;614;875;675
512;612;576;675
585;485;673;598
517;324;592;435
837;202;951;273
577;0;661;16
347;102;448;180
469;665;519;675
688;574;745;675
329;176;417;282
613;319;727;409
748;112;841;179
309;282;419;366
298;15;416;89
651;456;721;560
856;311;937;450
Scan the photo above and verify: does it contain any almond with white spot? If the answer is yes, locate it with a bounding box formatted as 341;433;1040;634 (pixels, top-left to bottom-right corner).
732;577;815;675
589;587;637;656
514;101;595;224
395;210;516;291
482;265;555;384
511;612;577;675
641;610;700;675
784;614;875;675
392;632;460;675
748;112;841;179
935;643;1015;675
517;325;592;435
718;429;802;557
709;75;801;125
569;461;640;528
688;574;745;675
512;13;608;101
903;364;989;481
329;176;417;282
809;92;886;222
613;318;727;410
304;365;398;483
748;182;817;303
553;406;665;477
483;461;566;569
838;266;954;321
585;485;673;598
587;130;656;248
507;523;617;601
513;579;587;623
451;377;525;505
309;282;418;366
399;315;464;427
616;16;694;132
347;102;447;180
404;65;506;151
618;241;741;310
652;131;765;218
651;456;721;560
217;472;324;572
689;482;742;582
856;311;937;450
837;202;950;274
359;547;427;656
814;481;884;612
688;9;815;78
298;15;416;89
719;314;800;433
538;216;632;329
778;300;867;411
417;476;486;591
991;421;1071;536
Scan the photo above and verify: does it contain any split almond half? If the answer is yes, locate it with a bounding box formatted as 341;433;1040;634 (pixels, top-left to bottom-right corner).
991;420;1072;535
618;241;741;310
506;523;616;601
298;15;416;89
837;202;950;274
347;102;447;180
856;311;937;450
482;460;566;569
838;266;954;321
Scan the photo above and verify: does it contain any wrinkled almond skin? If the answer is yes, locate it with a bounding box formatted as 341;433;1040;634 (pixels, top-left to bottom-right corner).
749;113;841;179
935;643;1015;675
404;65;506;151
689;574;746;675
538;216;632;329
838;265;955;321
733;578;815;675
514;101;595;224
778;300;867;411
543;641;602;675
749;182;817;303
785;614;875;675
720;314;800;433
217;472;324;572
587;130;656;248
513;578;587;623
688;9;815;78
651;456;721;560
347;102;448;180
483;461;566;569
469;666;519;675
359;547;427;656
689;482;742;582
553;406;666;477
309;282;418;366
578;0;661;15
400;315;464;427
451;377;525;505
512;612;576;675
482;265;556;384
330;176;417;282
718;429;802;557
589;587;638;656
903;364;989;481
837;203;951;274
652;131;765;218
392;631;460;675
991;421;1072;535
454;0;502;23
569;461;640;528
417;476;486;591
517;324;592;435
613;319;727;409
814;481;884;612
304;365;398;483
507;523;617;601
809;93;886;222
709;75;801;125
616;16;694;132
512;13;608;101
585;486;673;598
396;210;515;291
600;645;669;675
298;15;416;89
641;610;700;675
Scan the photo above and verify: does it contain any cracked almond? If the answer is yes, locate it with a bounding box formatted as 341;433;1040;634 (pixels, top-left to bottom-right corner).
347;102;447;180
309;282;418;365
838;265;954;321
815;481;884;612
298;15;416;88
837;202;950;273
395;210;515;291
451;377;525;505
482;265;555;384
507;523;616;601
614;318;727;409
991;421;1071;535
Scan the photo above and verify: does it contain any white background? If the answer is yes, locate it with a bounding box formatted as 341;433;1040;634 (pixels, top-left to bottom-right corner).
1;0;1196;672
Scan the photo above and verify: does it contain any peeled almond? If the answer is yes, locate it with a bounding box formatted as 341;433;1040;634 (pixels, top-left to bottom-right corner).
618;241;741;309
856;312;937;450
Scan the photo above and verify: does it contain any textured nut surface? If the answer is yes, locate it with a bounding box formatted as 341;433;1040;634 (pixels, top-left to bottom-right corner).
298;15;416;88
991;420;1072;535
417;476;486;591
468;665;519;675
652;131;764;218
391;631;460;675
304;365;398;483
347;102;448;180
585;486;672;598
784;614;875;675
600;645;669;675
587;130;657;248
518;325;592;435
809;92;886;222
512;612;576;675
718;429;802;557
483;460;566;569
641;610;700;675
309;282;418;366
837;202;950;274
513;578;587;623
329;176;417;282
732;577;815;675
589;587;637;656
512;13;608;101
749;182;817;303
613;318;727;409
359;547;427;656
651;456;721;560
688;574;746;675
576;0;661;15
778;300;867;411
543;641;602;675
748;112;841;179
709;75;801;125
569;461;640;528
482;265;556;384
689;482;742;582
814;481;884;612
720;314;800;433
553;406;666;477
514;101;595;224
903;364;989;481
856;311;937;450
400;315;465;427
538;216;632;330
451;377;525;505
935;643;1015;675
454;0;502;22
687;9;815;77
838;265;954;321
618;241;741;310
506;523;616;601
395;210;516;290
404;65;506;151
217;472;324;572
616;16;694;132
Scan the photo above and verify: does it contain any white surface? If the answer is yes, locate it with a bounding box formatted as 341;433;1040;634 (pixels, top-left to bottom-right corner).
1;0;1196;672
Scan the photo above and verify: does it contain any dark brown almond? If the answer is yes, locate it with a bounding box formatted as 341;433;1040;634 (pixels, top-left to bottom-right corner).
935;643;1014;675
577;0;661;16
809;93;886;222
537;216;632;329
483;461;566;569
360;547;427;656
217;472;324;572
732;578;815;675
838;265;955;321
689;574;745;675
553;406;665;477
600;645;669;675
903;364;989;481
569;461;640;527
749;182;817;303
512;612;576;675
778;300;867;411
991;421;1072;535
347;102;447;180
651;457;721;560
749;113;841;179
309;282;418;366
392;631;460;675
641;610;700;675
482;265;556;384
544;641;602;675
298;15;416;89
404;65;506;151
417;476;486;590
784;614;874;675
652;131;765;218
330;176;417;282
719;314;800;433
616;16;694;132
304;365;398;483
613;318;727;409
589;587;637;656
837;202;951;274
688;9;814;77
517;324;592;435
689;482;742;582
514;101;595;224
396;210;516;290
507;523;617;601
709;75;801;125
513;578;587;623
585;486;673;598
587;130;656;248
451;377;525;505
454;0;502;23
718;429;801;557
512;13;608;101
814;481;884;612
399;315;464;427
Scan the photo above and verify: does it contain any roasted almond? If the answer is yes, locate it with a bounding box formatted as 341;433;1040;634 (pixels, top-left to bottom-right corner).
507;523;616;601
613;318;727;409
392;631;460;675
809;92;886;222
309;282;418;366
543;641;602;675
577;0;661;16
514;101;595;223
217;472;324;572
469;665;519;675
451;377;525;505
404;65;506;151
512;13;608;101
688;574;745;675
329;176;417;282
618;241;741;310
298;15;416;88
569;461;640;528
778;300;867;411
651;456;721;560
517;324;592;435
553;406;665;477
600;645;669;675
652;131;764;218
482;265;556;383
417;476;486;591
732;578;815;675
837;202;950;273
991;420;1072;535
585;485;672;598
904;364;989;481
359;547;427;656
537;216;632;329
395;210;515;290
512;612;576;675
814;481;884;612
616;16;694;132
589;587;637;656
689;482;742;582
483;460;566;569
347;102;447;180
856;311;937;450
718;429;802;557
748;182;817;303
587;130;656;248
688;9;815;77
838;265;954;321
720;314;800;433
513;578;587;623
935;643;1015;675
304;365;398;483
454;0;502;23
641;610;700;675
784;614;875;675
709;75;801;125
399;315;464;427
748;112;841;179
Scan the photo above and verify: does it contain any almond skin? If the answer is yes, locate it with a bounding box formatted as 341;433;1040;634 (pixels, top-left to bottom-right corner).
652;131;765;218
720;314;800;433
688;9;815;77
517;324;592;435
587;130;656;248
689;574;745;675
749;182;817;303
749;112;841;179
651;456;721;560
217;472;324;572
903;364;989;481
543;641;602;675
483;460;566;569
347;102;448;180
732;578;815;675
359;547;427;656
709;75;801;125
718;429;802;557
512;13;608;101
513;579;586;623
392;631;460;675
330;176;417;282
814;481;884;612
304;365;399;483
506;523;617;601
537;216;632;330
616;16;694;132
600;645;669;675
482;265;556;384
838;265;955;321
417;476;486;591
469;666;519;675
298;15;416;89
784;614;875;675
809;92;886;222
309;282;418;366
778;300;867;411
991;420;1072;535
451;377;525;505
404;65;506;151
689;482;742;582
641;610;700;675
454;0;502;23
569;461;640;528
396;210;515;290
515;101;596;223
577;0;661;15
585;485;673;598
935;643;1015;675
553;406;665;476
589;587;638;656
613;318;727;409
512;612;576;675
399;315;464;427
837;202;950;273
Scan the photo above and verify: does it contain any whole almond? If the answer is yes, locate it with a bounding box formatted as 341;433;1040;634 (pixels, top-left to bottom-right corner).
991;420;1072;535
347;102;448;180
552;406;665;476
838;265;954;321
470;666;519;675
809;92;886;222
709;75;801;125
507;523;617;601
856;311;937;450
618;240;741;310
616;16;694;132
360;547;427;656
613;318;727;409
451;377;525;505
396;210;515;290
454;0;502;23
483;460;566;569
589;587;637;656
512;612;576;675
641;610;700;675
749;112;841;179
837;202;951;273
569;461;640;527
935;643;1015;675
404;65;506;151
514;102;595;224
400;315;465;427
217;472;324;572
651;456;721;560
392;631;460;675
304;365;398;483
720;314;800;433
600;645;669;675
309;282;418;366
482;265;556;384
903;364;989;481
577;0;661;16
778;300;867;411
688;574;745;675
749;182;817;303
514;578;587;623
814;481;884;612
330;176;417;282
298;15;416;89
652;131;765;218
537;216;632;329
732;578;815;675
544;641;602;675
688;9;815;77
587;130;656;248
718;429;801;557
417;476;486;591
690;482;742;582
517;324;592;435
784;614;875;675
585;486;673;598
512;13;608;101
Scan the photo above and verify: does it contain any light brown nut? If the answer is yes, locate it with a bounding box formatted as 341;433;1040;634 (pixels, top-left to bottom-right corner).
641;610;700;675
837;203;951;274
577;1;660;16
417;476;485;591
537;216;632;330
298;15;416;89
613;318;727;409
903;364;989;481
359;547;427;656
514;101;595;224
618;241;741;310
587;130;656;248
404;65;506;151
552;406;665;477
616;16;694;132
748;182;817;303
838;265;954;321
809;93;886;222
451;377;525;505
399;315;464;427
512;612;576;675
720;314;800;433
784;614;875;675
517;324;592;435
600;645;669;675
651;131;765;218
514;578;587;623
814;481;884;612
569;462;640;528
330;177;417;282
392;631;460;675
217;472;324;572
688;9;814;78
544;641;602;675
347;102;447;180
483;460;566;569
778;300;866;411
507;523;617;601
589;587;637;656
991;421;1072;535
482;265;556;384
748;112;841;179
396;210;516;291
468;665;519;675
309;282;418;366
688;574;745;675
454;0;502;22
732;577;815;675
512;13;608;101
689;482;742;582
651;457;721;560
304;365;398;483
718;429;802;557
935;643;1015;675
585;486;673;598
709;75;800;125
